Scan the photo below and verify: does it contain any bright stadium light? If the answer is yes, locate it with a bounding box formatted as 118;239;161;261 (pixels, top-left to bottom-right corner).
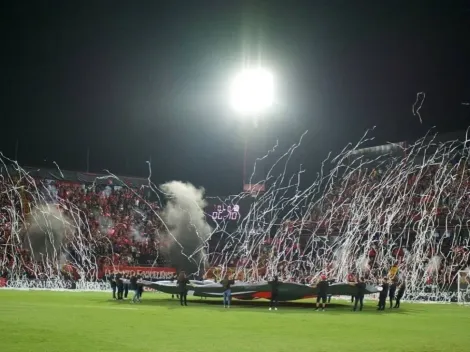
230;68;274;116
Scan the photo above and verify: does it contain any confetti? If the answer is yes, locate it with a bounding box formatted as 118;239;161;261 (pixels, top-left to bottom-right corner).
1;129;469;302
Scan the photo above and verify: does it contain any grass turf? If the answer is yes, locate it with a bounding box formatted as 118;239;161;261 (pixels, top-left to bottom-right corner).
0;290;469;352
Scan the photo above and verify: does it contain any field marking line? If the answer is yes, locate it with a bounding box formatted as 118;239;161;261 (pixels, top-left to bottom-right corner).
0;302;139;311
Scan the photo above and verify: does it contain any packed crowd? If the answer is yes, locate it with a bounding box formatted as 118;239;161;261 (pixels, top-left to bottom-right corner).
1;134;470;301
320;162;470;284
0;175;170;280
301;162;467;287
205;145;470;296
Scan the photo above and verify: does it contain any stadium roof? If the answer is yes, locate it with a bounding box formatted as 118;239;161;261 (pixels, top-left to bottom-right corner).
422;130;468;144
350;141;406;157
2;165;148;188
350;130;468;159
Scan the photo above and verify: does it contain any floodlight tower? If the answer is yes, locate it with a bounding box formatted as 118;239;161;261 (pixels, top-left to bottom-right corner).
229;67;274;195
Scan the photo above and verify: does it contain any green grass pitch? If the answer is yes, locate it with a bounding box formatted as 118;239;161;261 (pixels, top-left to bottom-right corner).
0;290;469;352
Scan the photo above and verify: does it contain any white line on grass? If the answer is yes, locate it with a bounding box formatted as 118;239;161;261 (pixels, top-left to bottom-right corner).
1;303;138;311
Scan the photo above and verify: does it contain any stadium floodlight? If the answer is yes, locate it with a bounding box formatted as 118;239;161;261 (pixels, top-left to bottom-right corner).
230;68;274;116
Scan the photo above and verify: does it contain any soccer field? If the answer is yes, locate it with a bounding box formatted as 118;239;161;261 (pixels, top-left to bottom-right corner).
0;291;469;352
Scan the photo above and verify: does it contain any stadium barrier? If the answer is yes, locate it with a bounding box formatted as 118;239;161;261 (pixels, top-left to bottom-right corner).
1;279;103;291
102;266;176;279
0;279;169;293
0;267;177;292
0;277;460;302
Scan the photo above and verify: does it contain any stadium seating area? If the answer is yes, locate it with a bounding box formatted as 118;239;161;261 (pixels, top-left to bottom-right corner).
177;160;470;288
282;163;470;286
1;160;469;291
0;176;169;280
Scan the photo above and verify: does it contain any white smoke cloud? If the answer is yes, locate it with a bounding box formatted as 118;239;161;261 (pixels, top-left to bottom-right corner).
23;204;73;263
160;181;212;275
426;255;442;274
356;255;370;274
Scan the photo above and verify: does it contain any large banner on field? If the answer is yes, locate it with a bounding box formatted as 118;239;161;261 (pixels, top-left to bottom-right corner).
103;266;176;280
205;267;267;281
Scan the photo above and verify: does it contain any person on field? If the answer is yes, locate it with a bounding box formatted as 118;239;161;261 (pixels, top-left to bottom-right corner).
268;276;280;311
107;271;117;300
130;272;140;303
377;277;389;311
123;273;129;299
327;278;336;303
349;277;366;311
347;273;356;303
177;272;190;306
389;278;398;308
171;273;179;300
394;281;406;308
315;275;329;311
137;271;144;301
221;274;235;308
116;271;124;300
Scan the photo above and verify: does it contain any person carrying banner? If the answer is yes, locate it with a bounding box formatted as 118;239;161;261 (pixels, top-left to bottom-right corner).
347;273;356;303
389;263;399;280
268;276;280;311
394;281;406;308
170;273;179;300
137;271;144;301
377;277;389;311
123;273;129;299
349;277;366;312
221;274;235;308
116;272;124;300
389;278;398;308
177;272;190;306
107;271;117;300
130;272;140;303
314;275;329;311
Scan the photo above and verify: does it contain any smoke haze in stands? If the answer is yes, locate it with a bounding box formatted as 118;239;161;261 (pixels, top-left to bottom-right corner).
23;204;72;263
160;181;212;275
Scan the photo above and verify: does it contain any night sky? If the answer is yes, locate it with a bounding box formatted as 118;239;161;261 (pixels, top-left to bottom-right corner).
1;1;469;196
